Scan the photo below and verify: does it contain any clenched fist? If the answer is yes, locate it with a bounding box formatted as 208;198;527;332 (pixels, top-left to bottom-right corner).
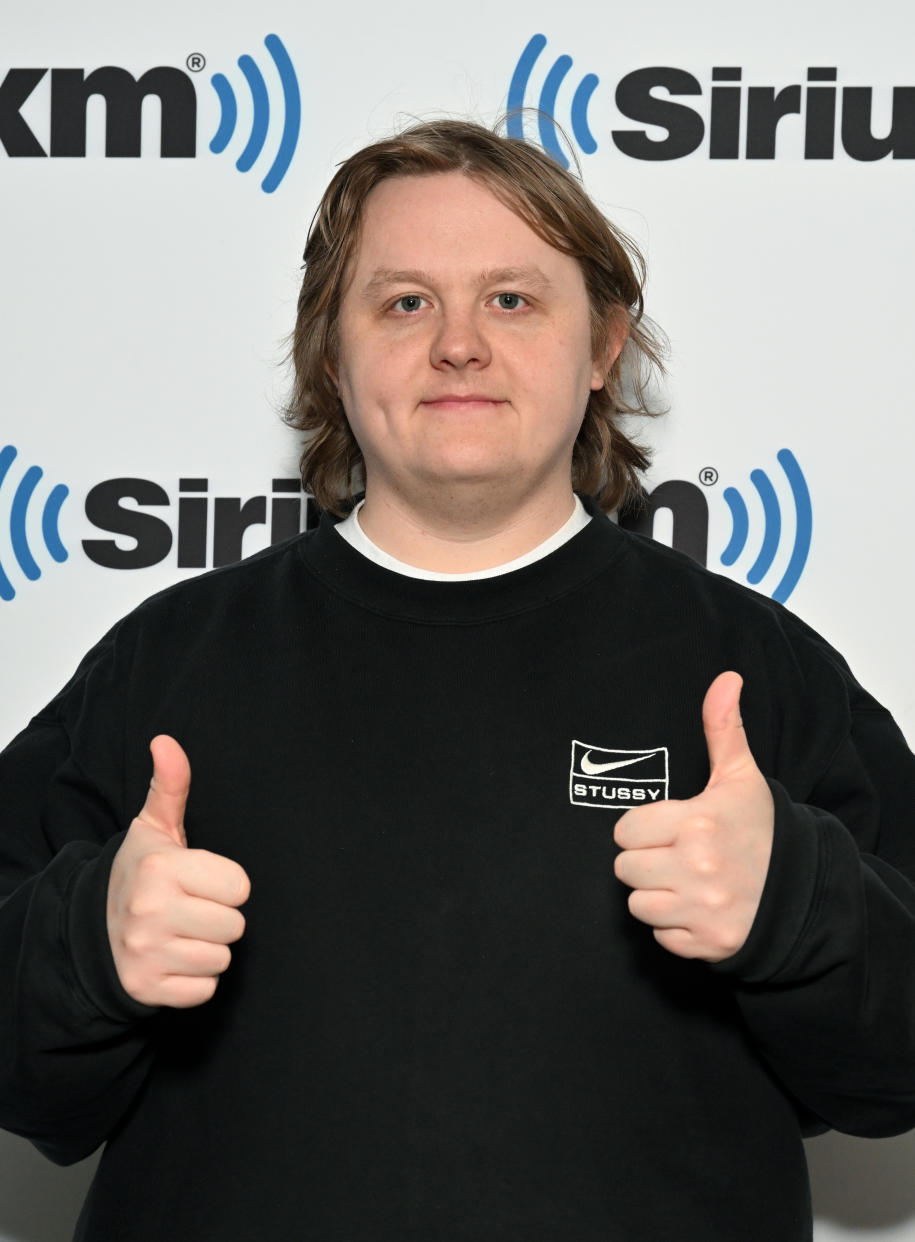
107;735;251;1008
613;672;774;962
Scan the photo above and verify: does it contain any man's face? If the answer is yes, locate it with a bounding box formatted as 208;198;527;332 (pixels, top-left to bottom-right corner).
332;171;608;507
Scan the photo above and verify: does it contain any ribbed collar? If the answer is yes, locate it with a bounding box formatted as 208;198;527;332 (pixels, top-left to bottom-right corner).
295;494;628;625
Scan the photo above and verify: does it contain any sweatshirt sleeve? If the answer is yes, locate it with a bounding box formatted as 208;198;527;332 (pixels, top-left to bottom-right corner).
0;638;160;1166
712;656;915;1139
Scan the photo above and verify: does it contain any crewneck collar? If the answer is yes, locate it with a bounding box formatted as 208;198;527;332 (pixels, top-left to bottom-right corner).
296;493;628;625
336;493;591;581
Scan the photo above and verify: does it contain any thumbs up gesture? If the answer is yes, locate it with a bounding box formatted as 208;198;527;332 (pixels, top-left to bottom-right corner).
107;735;251;1008
613;672;774;962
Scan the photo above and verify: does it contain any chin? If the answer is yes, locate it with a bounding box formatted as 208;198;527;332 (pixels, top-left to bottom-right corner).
418;440;517;476
419;458;515;489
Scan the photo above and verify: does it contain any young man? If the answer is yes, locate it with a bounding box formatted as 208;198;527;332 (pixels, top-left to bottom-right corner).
1;119;914;1241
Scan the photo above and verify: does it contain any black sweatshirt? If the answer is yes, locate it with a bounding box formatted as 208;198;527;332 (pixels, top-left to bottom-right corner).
2;498;915;1241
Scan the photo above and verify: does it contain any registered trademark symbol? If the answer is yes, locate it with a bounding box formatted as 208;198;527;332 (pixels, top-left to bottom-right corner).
699;467;718;486
186;52;206;72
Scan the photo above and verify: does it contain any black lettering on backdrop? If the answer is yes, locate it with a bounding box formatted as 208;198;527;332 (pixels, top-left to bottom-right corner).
746;85;802;159
805;69;837;159
613;68;705;160
50;67;196;157
82;478;314;571
842;86;915;159
607;66;915;160
618;480;709;566
710;68;741;159
83;478;172;569
0;69;48;156
0;64;196;158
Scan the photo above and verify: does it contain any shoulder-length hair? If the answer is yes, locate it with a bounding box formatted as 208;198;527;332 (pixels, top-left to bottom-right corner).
284;116;666;514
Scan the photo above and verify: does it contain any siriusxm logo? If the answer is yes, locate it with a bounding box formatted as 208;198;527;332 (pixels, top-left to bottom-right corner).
0;33;300;192
619;448;812;604
0;445;811;605
508;33;915;168
0;450;321;602
0;446;69;603
508;34;599;166
720;449;811;604
207;35;300;193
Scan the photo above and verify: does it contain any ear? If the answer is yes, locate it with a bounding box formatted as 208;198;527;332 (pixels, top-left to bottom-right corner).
324;360;339;391
590;308;629;391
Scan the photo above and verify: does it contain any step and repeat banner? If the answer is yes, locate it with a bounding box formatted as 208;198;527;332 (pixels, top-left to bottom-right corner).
2;0;914;1238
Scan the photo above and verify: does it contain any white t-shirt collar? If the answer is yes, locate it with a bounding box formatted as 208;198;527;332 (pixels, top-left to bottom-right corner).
334;494;591;581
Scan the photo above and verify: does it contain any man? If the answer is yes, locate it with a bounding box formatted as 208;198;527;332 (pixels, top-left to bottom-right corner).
1;118;914;1241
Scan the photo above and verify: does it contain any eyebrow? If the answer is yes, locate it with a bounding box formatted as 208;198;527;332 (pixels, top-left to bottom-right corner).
359;266;555;299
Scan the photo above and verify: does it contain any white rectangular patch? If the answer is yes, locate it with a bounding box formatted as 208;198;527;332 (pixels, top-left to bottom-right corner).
569;741;669;809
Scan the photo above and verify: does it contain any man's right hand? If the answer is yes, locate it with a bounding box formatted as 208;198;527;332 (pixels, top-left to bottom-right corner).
107;735;251;1008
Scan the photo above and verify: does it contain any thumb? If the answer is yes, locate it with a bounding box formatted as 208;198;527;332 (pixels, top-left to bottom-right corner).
139;734;191;846
702;671;753;784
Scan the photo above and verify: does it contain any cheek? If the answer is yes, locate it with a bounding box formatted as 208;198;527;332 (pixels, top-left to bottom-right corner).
334;340;375;412
528;336;598;412
336;324;406;401
334;349;405;449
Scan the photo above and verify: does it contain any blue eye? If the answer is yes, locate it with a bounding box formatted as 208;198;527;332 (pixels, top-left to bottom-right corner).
494;293;526;310
393;295;426;313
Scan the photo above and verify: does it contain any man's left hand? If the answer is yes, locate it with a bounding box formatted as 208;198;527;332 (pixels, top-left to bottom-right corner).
613;671;774;962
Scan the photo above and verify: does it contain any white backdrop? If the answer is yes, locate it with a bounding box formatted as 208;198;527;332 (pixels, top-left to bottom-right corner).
2;0;914;1237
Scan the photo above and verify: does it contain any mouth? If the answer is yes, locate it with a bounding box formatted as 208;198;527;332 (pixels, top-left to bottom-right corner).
421;396;506;409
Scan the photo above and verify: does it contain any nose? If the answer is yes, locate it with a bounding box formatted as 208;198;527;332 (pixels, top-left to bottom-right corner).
429;305;492;370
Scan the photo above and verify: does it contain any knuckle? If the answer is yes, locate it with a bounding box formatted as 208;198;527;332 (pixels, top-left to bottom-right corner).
686;850;720;879
702;886;730;913
688;812;718;837
137;850;174;882
122;927;155;957
123;889;160;921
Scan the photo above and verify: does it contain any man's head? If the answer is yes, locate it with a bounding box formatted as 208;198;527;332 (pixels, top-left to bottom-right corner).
286;117;665;515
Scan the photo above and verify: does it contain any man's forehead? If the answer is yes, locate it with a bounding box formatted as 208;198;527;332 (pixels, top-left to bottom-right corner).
356;173;557;251
349;174;579;284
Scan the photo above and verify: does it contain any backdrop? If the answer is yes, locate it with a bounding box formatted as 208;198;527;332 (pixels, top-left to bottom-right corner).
2;0;914;1237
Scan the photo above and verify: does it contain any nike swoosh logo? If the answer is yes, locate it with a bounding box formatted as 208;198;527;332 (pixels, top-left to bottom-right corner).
579;749;663;776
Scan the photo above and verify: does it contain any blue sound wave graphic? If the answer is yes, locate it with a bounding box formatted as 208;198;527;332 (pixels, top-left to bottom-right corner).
507;33;599;169
209;34;301;193
0;445;69;602
720;449;812;604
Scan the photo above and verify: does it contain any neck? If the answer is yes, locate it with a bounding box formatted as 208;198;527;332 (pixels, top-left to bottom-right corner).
356;479;578;573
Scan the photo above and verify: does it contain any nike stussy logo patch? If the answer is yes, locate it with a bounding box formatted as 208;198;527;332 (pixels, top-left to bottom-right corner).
569;742;670;809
